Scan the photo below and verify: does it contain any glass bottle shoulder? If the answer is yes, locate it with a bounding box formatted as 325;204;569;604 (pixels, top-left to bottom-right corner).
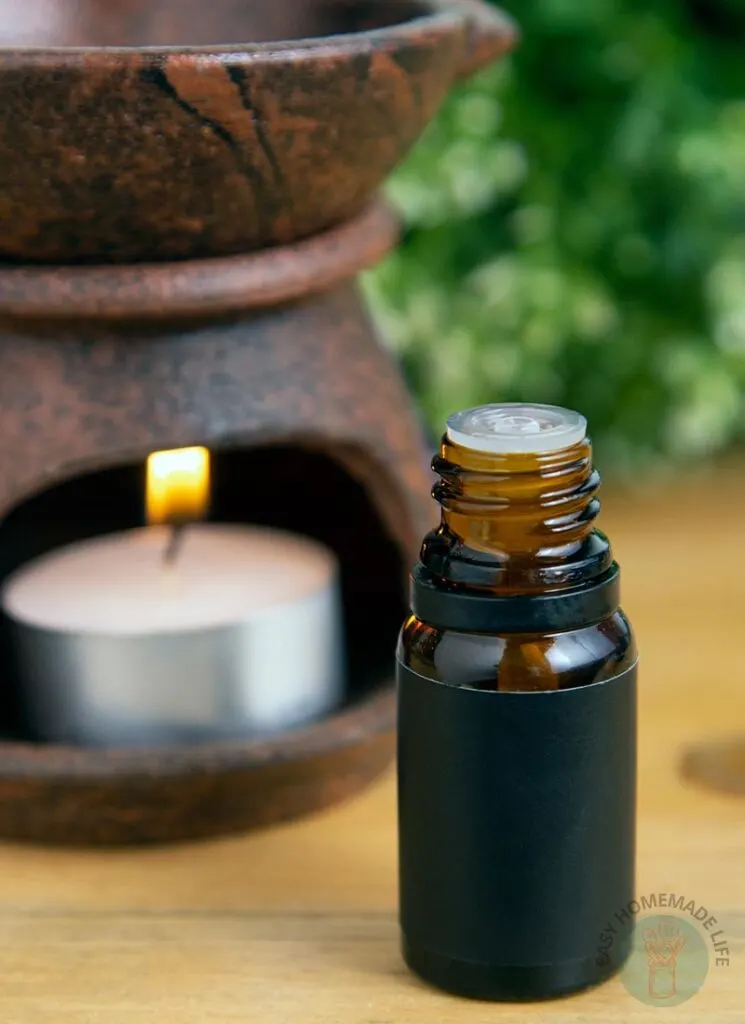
398;610;636;691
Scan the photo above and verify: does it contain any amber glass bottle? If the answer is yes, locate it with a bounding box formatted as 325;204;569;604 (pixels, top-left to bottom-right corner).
400;405;636;691
397;404;638;1001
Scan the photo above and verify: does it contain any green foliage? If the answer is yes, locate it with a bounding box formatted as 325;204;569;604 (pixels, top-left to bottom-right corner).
363;0;745;471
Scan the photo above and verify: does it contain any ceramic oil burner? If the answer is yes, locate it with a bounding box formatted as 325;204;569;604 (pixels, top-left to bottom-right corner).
0;0;516;844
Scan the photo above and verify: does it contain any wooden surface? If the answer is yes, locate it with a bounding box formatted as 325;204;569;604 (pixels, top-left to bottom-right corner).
1;466;744;1021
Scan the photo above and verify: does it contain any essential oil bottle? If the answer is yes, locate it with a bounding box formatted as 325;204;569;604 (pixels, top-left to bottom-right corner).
397;403;638;1001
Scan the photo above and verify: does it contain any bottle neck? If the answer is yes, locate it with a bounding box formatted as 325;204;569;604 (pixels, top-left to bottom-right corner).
420;436;612;595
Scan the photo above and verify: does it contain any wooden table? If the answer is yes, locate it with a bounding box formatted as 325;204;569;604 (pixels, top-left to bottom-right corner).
1;468;743;1021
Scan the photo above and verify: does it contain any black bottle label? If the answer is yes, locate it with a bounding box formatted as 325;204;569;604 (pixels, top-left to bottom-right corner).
397;661;637;972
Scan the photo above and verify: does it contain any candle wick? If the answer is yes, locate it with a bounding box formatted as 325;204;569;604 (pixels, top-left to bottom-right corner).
163;524;186;565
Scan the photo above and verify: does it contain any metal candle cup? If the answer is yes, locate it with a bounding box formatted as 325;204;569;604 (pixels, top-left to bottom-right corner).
1;446;344;747
2;523;344;747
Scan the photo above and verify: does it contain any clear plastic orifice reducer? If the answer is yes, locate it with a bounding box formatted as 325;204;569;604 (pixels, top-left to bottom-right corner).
396;404;638;1001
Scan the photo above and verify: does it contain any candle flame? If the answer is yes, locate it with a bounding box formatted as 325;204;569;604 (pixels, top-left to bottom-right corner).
146;446;210;526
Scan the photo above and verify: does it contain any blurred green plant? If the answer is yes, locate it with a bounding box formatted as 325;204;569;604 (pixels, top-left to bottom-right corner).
362;0;745;472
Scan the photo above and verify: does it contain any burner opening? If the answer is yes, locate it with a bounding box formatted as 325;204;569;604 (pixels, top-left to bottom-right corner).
0;442;406;744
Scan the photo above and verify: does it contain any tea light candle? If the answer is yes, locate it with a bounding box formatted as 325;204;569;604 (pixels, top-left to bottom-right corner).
0;447;345;748
2;523;344;746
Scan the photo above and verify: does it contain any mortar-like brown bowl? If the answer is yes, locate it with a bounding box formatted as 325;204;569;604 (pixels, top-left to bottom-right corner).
0;0;515;264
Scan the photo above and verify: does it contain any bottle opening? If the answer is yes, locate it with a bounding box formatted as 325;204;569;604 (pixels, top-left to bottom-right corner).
446;403;587;455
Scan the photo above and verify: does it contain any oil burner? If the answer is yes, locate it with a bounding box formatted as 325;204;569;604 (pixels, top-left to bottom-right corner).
0;0;515;845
